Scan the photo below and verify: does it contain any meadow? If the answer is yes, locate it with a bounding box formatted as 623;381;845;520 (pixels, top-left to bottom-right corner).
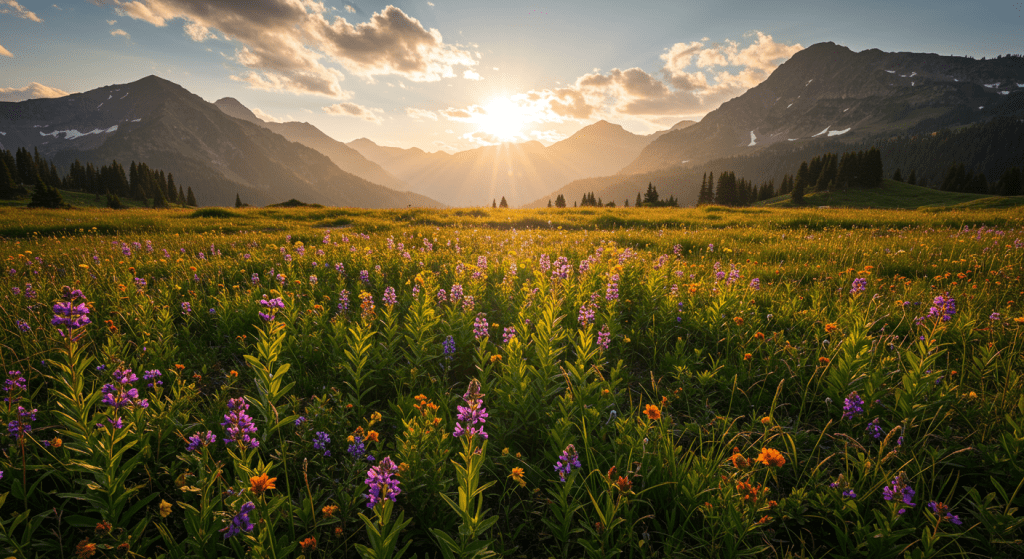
1;204;1023;558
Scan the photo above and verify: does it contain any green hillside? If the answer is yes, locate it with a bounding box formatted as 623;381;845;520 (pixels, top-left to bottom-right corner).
0;188;183;209
759;179;1024;209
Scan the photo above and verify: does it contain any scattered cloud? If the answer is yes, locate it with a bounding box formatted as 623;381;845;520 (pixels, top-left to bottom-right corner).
107;19;117;24
0;44;12;57
0;0;42;22
96;1;477;95
323;101;383;123
251;107;285;123
428;2;435;6
111;28;130;39
0;82;71;102
406;107;439;121
463;69;481;80
529;129;565;144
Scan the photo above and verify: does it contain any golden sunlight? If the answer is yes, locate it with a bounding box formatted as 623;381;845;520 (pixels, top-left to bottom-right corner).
477;98;525;142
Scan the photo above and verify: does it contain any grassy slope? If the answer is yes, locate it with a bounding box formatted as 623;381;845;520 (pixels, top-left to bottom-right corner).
0;188;184;209
759;179;1024;209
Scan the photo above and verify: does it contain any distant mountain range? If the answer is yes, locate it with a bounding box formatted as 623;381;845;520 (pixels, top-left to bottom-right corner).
0;76;439;208
344;119;688;207
1;41;1021;209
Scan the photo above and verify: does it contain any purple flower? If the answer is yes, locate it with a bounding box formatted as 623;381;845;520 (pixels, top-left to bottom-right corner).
221;397;259;450
436;288;447;305
221;502;256;539
347;435;374;462
928;501;962;525
453;379;488;440
360;270;370;284
382;286;398;307
473;313;489;341
605;274;620;302
4;370;27;401
990;312;1001;321
186;430;217;453
364;456;401;508
51;287;91;335
443;335;456;360
882;472;916;514
258;297;285;322
578;302;597;326
338;289;350;312
749;278;761;291
449;283;464;303
597;324;611;351
309;274;318;285
850;278;867;294
866;417;883;440
842;391;864;420
313;431;331;457
502;326;516;345
181;301;192;314
927;294;957;322
16;320;30;333
143;369;163;388
554;444;581;482
251;273;259;285
100;368;149;410
7;406;36;440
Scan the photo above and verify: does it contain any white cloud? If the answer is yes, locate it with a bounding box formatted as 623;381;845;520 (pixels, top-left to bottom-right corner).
463;69;481;80
96;1;477;95
251;107;285;123
0;82;71;102
0;0;42;22
111;28;130;39
0;44;12;58
107;19;117;24
323;101;383;123
406;107;438;121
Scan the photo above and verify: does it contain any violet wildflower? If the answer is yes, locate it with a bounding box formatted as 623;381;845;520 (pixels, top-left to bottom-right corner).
454;379;488;439
502;325;517;345
443;335;456;360
382;286;397;307
186;430;217;453
578;302;596;326
4;370;27;402
181;301;192;314
850;278;867;294
449;283;464;303
313;431;331;457
221;502;256;539
295;416;307;427
360;270;370;284
309;274;318;285
222;397;259;450
364;456;401;508
258;296;285;322
927;294;957;322
348;435;374;462
605;274;620;302
473;313;489;341
928;501;962;525
749;278;761;291
338;289;350;312
882;472;916;514
100;368;148;410
7;406;36;440
830;474;856;498
597;324;611;351
436;288;447;305
251;273;259;285
51;286;91;336
990;311;1001;321
866;417;883;440
143;369;163;388
554;444;581;482
842;391;864;420
16;320;30;333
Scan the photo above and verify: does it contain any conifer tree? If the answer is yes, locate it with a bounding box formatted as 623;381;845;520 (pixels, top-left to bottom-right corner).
499;196;508;208
907;170;917;185
28;173;63;208
555;194;566;208
792;162;809;204
178;186;186;205
893;169;903;182
635;192;642;207
0;158;16;199
492;199;497;208
152;184;168;208
547;199;552;207
166;173;177;203
235;193;243;208
186;186;197;207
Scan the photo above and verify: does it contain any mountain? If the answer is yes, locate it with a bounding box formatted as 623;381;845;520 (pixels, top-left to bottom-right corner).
621;42;1024;175
213;97;410;192
346;120;672;207
0;75;440;208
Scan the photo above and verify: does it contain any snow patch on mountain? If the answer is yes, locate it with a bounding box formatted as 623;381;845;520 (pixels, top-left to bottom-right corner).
787;103;793;109
886;70;895;73
828;128;851;136
812;126;830;138
1000;91;1009;95
131;118;141;122
984;83;1000;88
748;131;756;147
39;125;119;140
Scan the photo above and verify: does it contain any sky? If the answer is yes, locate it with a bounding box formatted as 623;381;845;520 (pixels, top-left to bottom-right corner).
1;1;1021;153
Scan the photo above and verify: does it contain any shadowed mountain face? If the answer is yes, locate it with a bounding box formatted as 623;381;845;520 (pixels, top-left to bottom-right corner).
345;119;681;207
0;76;440;208
213;97;410;193
621;42;1024;175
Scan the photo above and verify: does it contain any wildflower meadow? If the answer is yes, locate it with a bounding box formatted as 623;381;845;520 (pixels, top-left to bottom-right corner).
1;204;1023;558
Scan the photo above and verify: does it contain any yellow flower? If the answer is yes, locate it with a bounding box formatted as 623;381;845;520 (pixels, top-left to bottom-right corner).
509;467;526;488
369;411;382;425
78;264;89;269
249;473;277;495
755;448;786;468
159;499;173;518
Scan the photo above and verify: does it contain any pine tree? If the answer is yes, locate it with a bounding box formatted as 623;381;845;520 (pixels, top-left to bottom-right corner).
492;199;497;208
152;184;168;208
555;194;566;208
15;147;36;186
643;183;660;205
635;192;641;208
186;186;197;207
893;169;903;182
792;163;809;204
0;158;16;199
166;173;177;203
624;198;629;207
907;170;917;185
499;196;508;208
27;173;63;208
547;199;552;208
178;186;186;205
235;193;243;208
106;191;124;210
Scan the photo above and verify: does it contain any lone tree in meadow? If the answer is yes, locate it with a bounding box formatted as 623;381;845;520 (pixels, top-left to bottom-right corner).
499;196;509;208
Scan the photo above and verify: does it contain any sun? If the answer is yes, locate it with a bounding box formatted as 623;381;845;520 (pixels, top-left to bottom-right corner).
478;98;525;142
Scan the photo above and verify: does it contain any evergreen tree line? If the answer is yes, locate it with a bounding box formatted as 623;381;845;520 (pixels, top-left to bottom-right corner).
0;146;198;209
695;171;776;206
933;163;1022;196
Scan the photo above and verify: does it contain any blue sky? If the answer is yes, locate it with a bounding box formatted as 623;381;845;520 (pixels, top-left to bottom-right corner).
1;1;1021;152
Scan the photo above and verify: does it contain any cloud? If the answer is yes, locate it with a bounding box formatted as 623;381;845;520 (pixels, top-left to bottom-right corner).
97;1;476;94
107;19;117;24
344;4;355;13
529;129;565;144
111;28;130;39
462;69;481;80
440;106;485;122
0;44;12;58
0;0;42;22
251;107;285;123
323;101;383;123
0;82;71;102
406;107;438;121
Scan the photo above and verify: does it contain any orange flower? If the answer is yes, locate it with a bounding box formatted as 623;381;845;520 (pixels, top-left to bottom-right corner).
760;416;771;425
334;526;344;537
249;473;277;495
509;467;526;488
228;370;238;378
365;430;380;443
754;331;765;340
615;476;633;493
729;452;749;469
733;316;744;326
95;521;112;535
300;537;317;552
75;539;97;559
755;448;786;468
824;322;838;334
643;404;661;420
735;480;761;502
818;357;830;365
322;505;339;517
743;353;752;361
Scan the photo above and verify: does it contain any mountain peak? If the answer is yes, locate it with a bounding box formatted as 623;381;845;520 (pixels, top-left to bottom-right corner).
213;97;261;124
